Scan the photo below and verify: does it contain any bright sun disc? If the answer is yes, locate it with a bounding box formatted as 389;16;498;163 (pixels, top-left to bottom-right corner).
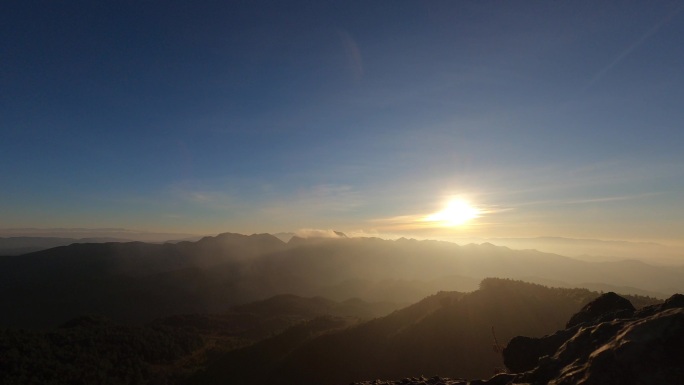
425;199;480;226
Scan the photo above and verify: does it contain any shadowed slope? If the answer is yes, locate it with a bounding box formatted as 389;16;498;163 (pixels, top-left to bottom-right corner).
192;279;660;385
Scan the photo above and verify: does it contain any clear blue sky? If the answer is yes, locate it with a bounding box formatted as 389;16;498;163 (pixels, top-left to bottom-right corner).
2;1;683;244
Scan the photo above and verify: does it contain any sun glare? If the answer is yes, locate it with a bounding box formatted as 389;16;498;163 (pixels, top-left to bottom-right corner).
425;199;480;227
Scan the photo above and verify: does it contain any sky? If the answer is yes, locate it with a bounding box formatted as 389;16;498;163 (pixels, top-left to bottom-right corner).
2;1;684;245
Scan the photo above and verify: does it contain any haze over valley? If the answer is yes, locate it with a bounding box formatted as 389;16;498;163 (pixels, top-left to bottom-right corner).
2;1;684;384
0;231;675;384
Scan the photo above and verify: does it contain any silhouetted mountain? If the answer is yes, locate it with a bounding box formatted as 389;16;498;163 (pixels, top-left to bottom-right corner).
272;232;295;242
517;277;668;298
255;237;683;298
1;234;679;329
0;228;203;243
0;236;131;255
0;233;289;328
471;236;684;265
189;279;660;385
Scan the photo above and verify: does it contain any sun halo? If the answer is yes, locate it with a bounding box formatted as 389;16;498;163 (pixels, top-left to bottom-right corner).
424;199;480;227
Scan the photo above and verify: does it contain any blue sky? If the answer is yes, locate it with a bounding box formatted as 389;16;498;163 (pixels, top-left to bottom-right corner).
2;1;683;244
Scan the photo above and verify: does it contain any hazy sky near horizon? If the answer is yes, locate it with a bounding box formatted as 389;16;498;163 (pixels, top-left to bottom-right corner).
2;1;684;244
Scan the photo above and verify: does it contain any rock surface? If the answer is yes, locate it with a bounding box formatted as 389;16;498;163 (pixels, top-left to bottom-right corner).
518;307;684;385
565;291;635;328
352;292;684;385
351;373;516;385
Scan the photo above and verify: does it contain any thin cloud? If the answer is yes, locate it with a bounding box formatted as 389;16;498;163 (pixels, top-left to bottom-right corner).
565;192;662;205
370;204;498;232
510;192;661;208
479;161;679;208
337;29;364;81
173;188;236;211
369;215;431;231
586;4;683;88
294;228;345;238
261;184;363;215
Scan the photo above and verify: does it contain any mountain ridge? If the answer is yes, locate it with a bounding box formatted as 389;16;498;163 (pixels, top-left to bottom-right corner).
2;233;680;329
190;279;662;385
348;291;683;385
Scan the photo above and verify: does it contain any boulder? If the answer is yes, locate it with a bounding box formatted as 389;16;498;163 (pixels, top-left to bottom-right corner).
521;308;684;385
634;293;684;318
502;327;576;373
504;292;635;373
565;291;635;328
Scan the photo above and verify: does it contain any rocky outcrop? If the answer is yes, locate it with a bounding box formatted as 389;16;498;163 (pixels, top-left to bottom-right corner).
634;293;684;317
565;291;635;328
520;307;684;384
507;292;684;385
502;291;636;373
353;292;684;385
501;325;577;374
351;373;516;385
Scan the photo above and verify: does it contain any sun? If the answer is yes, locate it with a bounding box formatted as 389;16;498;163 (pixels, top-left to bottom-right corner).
424;199;480;227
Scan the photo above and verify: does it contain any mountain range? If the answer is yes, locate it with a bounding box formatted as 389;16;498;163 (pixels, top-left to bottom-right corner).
1;232;682;329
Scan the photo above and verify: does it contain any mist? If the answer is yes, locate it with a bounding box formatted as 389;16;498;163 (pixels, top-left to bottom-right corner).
3;1;684;384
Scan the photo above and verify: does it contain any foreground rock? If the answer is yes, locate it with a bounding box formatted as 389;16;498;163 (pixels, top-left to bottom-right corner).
351;373;515;385
354;292;684;385
516;307;684;384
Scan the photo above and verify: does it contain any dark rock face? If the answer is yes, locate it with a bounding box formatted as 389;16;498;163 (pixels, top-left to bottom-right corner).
519;307;684;385
502;326;576;373
350;373;516;385
565;291;635;328
507;293;684;385
634;292;684;318
503;291;637;373
354;293;684;385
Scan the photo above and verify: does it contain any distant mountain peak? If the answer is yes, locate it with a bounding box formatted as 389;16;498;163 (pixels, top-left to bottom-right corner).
203;232;284;244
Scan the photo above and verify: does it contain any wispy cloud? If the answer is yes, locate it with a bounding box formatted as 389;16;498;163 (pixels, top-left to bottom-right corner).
368;201;501;232
475;160;680;211
260;184;363;216
294;228;345;238
185;191;234;210
369;214;427;231
565;192;662;205
337;29;364;81
586;4;683;88
168;180;237;212
508;192;662;208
